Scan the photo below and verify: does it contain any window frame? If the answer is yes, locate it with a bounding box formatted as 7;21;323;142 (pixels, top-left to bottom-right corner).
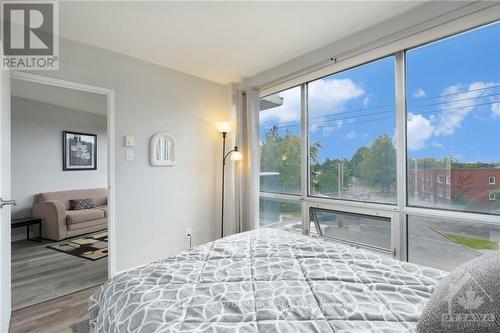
489;176;496;185
259;85;303;197
310;207;393;254
256;18;500;262
305;55;398;206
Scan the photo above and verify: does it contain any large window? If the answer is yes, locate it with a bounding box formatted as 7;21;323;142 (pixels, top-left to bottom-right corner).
259;86;301;195
407;216;499;271
257;20;499;271
259;198;302;232
308;57;397;204
406;22;500;215
259;87;303;230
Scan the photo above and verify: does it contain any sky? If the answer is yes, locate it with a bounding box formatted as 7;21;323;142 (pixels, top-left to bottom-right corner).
259;21;500;164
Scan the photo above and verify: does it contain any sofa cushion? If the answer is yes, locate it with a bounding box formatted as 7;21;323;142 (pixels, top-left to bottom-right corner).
66;209;105;225
96;205;108;217
67;218;107;231
70;198;96;210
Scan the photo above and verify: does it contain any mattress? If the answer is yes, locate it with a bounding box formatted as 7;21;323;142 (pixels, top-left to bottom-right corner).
89;228;447;332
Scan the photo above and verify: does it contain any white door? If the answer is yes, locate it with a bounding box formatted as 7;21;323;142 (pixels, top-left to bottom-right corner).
0;68;11;332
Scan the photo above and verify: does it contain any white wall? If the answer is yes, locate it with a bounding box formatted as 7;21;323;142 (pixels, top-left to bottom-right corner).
27;38;230;272
11;97;107;220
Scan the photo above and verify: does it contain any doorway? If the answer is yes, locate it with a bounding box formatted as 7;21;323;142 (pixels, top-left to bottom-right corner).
0;71;115;329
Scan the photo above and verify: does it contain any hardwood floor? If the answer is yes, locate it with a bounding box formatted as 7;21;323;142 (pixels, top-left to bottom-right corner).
9;285;98;333
11;234;108;310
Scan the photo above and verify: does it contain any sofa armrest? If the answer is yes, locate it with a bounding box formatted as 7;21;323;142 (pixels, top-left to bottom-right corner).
32;200;67;240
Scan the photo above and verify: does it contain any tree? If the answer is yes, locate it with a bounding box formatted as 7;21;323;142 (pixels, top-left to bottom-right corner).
261;129;396;196
350;146;369;178
260;126;321;193
358;135;396;192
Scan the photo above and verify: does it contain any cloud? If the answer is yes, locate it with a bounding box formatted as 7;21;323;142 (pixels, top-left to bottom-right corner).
492;102;500;117
259;87;301;124
311;119;344;136
308;78;364;117
434;81;498;136
407;112;434;150
363;96;370;107
308;78;365;135
344;130;358;140
413;88;426;98
259;78;364;127
431;142;444;149
407;81;499;150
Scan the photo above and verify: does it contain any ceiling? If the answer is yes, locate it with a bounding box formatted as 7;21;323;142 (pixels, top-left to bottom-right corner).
12;79;107;116
59;1;425;84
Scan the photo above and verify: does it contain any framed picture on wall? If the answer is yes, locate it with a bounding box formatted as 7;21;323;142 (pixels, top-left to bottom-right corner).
63;131;97;171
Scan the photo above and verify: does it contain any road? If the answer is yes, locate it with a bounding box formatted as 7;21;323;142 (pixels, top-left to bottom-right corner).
267;214;496;271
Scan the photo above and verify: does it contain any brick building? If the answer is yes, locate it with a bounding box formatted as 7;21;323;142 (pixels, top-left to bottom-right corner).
408;168;500;212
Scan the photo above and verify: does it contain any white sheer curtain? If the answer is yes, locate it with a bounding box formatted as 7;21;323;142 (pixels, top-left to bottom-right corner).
236;89;260;232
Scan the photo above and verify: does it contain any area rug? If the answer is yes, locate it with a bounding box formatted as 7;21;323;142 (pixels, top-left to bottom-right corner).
71;320;90;333
48;231;108;261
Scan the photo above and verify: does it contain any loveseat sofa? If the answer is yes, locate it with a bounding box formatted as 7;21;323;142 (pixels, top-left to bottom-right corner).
32;188;108;241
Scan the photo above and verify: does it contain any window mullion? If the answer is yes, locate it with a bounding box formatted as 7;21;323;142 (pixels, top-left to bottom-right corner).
300;83;309;236
395;51;407;261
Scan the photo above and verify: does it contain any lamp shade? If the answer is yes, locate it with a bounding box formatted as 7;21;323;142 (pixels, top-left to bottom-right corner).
216;121;231;133
230;151;243;161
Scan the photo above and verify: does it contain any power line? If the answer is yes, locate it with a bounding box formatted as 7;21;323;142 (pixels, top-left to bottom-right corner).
309;110;394;126
262;99;499;133
406;84;500;102
309;103;394;120
310;94;500;126
261;99;499;130
409;100;499;117
262;115;391;132
311;116;391;130
259;102;394;128
410;93;500;109
260;85;500;127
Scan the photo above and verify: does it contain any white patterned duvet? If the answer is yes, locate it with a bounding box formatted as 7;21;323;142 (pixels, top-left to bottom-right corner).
89;228;447;332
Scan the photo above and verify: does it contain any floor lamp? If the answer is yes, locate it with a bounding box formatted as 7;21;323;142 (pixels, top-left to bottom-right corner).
216;121;242;238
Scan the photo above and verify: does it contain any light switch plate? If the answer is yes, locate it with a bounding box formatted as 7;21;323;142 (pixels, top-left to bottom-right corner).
125;148;135;161
125;135;135;147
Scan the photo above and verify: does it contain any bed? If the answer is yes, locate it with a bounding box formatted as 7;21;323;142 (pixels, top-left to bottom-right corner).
89;228;447;332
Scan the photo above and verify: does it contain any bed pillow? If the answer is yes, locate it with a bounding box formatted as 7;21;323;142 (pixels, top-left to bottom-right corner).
417;251;500;333
70;198;96;210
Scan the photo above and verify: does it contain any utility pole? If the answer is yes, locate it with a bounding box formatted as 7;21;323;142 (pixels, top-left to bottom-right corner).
338;159;341;195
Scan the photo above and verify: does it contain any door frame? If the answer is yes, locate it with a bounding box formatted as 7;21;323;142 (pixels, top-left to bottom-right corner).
10;71;117;277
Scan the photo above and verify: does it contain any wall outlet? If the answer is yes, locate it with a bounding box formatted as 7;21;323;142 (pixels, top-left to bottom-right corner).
185;227;192;249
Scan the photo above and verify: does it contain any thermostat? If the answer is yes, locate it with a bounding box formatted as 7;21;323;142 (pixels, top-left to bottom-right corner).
125;135;135;147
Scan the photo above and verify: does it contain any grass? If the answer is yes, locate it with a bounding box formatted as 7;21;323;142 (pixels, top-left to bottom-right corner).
444;232;499;250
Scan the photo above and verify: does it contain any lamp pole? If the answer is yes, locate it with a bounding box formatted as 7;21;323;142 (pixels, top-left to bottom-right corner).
221;131;239;239
216;121;242;239
221;131;227;239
